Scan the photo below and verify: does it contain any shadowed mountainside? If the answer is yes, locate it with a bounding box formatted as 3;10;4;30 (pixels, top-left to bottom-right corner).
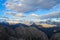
0;22;60;40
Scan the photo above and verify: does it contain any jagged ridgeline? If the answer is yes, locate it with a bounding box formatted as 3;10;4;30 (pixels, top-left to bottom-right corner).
0;24;48;40
0;22;60;40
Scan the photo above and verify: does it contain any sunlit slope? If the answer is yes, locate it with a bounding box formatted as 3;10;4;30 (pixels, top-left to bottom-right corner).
40;24;56;28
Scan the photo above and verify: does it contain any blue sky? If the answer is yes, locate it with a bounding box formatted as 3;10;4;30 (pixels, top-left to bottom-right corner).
0;0;60;22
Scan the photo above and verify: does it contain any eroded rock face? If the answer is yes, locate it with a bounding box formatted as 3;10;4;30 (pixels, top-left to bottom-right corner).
0;25;8;40
50;33;60;40
0;25;49;40
25;27;48;40
15;26;26;38
15;26;48;40
8;37;17;40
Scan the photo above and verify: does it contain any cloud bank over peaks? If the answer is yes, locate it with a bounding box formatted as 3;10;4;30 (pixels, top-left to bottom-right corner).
4;0;60;13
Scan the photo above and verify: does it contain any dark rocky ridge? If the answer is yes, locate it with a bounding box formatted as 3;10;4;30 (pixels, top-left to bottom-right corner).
0;22;60;40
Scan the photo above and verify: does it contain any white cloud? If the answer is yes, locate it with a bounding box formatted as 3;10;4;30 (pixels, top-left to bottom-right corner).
5;11;25;17
40;10;60;19
0;16;9;22
0;16;8;19
4;0;60;12
5;12;16;16
31;14;39;17
15;13;25;17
